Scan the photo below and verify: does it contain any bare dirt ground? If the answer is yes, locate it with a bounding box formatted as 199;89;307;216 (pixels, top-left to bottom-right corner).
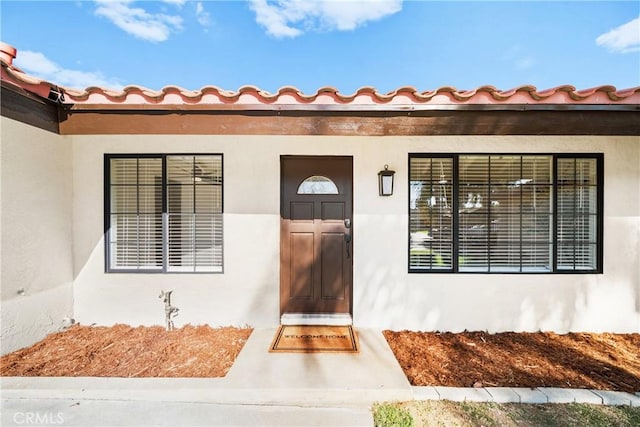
2;325;639;395
383;330;640;393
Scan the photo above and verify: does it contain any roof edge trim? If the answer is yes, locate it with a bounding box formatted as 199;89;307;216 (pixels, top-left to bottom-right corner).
64;103;640;112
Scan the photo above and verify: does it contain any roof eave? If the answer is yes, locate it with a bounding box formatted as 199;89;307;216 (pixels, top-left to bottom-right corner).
63;102;640;113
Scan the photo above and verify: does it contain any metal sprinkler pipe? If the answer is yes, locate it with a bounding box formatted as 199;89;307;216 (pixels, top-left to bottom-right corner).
159;290;179;331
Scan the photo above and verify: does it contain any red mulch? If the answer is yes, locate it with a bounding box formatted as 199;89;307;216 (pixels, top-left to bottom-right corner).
0;324;252;378
2;325;639;394
383;330;640;393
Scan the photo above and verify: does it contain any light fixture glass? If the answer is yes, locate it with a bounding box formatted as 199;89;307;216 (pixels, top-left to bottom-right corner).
378;165;395;196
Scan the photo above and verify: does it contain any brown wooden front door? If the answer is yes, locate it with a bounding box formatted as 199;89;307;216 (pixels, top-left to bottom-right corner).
280;156;353;316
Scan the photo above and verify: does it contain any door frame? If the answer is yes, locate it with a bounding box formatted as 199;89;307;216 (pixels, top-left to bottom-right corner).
279;155;354;318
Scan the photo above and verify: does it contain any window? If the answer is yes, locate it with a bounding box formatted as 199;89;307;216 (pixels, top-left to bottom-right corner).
106;154;223;273
297;175;339;194
557;158;600;271
409;154;602;273
409;157;453;270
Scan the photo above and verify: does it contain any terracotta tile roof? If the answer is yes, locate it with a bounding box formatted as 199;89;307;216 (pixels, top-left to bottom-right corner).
2;42;639;109
47;84;640;106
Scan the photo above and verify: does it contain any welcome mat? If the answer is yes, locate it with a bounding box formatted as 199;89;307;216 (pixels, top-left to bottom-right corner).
269;325;359;353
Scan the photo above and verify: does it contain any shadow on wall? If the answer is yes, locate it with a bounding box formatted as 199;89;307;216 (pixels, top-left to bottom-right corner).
0;283;74;355
72;212;281;328
357;253;640;333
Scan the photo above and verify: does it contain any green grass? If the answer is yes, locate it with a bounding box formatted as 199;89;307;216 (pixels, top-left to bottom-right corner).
372;401;640;427
372;402;414;427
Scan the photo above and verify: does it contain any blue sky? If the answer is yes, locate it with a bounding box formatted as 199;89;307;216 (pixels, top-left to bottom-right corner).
1;1;639;94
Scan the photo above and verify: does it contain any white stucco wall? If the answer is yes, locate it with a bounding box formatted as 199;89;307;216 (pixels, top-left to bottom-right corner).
354;136;640;333
0;117;74;354
70;134;640;333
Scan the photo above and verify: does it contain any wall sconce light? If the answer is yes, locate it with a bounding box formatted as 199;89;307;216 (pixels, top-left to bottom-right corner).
378;164;395;196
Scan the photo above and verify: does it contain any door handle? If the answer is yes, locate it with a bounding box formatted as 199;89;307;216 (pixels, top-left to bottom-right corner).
344;232;351;258
344;219;352;258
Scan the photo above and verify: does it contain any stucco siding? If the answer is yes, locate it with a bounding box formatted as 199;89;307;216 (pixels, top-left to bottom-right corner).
353;135;640;333
0;117;74;354
70;134;640;333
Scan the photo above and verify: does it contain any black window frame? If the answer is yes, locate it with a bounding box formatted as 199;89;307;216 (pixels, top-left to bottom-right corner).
104;153;224;274
408;153;603;274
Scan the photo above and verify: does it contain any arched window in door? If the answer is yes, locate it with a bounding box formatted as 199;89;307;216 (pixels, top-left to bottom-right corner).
297;176;339;194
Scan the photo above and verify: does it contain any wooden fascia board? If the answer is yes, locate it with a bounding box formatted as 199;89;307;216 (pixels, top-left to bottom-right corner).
58;108;640;136
2;83;637;136
64;103;640;112
1;82;60;133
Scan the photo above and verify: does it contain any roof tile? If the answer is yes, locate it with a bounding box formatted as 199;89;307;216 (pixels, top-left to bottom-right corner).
2;43;639;108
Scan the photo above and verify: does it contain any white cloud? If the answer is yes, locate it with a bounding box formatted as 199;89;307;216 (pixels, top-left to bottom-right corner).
249;0;302;38
596;17;640;53
313;0;402;31
16;51;124;91
94;0;183;42
249;0;402;38
195;2;211;27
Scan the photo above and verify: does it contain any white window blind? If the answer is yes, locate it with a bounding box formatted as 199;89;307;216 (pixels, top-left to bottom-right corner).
458;155;552;272
107;154;223;273
557;158;598;270
409;154;601;274
166;155;223;272
109;157;163;270
409;157;453;270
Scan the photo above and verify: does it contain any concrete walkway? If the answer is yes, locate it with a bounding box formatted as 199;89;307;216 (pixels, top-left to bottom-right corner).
2;328;639;426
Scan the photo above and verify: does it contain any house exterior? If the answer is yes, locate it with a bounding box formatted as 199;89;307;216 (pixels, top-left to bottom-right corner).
2;42;639;354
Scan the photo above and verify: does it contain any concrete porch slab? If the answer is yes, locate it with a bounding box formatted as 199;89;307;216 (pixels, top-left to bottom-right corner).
224;327;413;406
1;328;413;407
